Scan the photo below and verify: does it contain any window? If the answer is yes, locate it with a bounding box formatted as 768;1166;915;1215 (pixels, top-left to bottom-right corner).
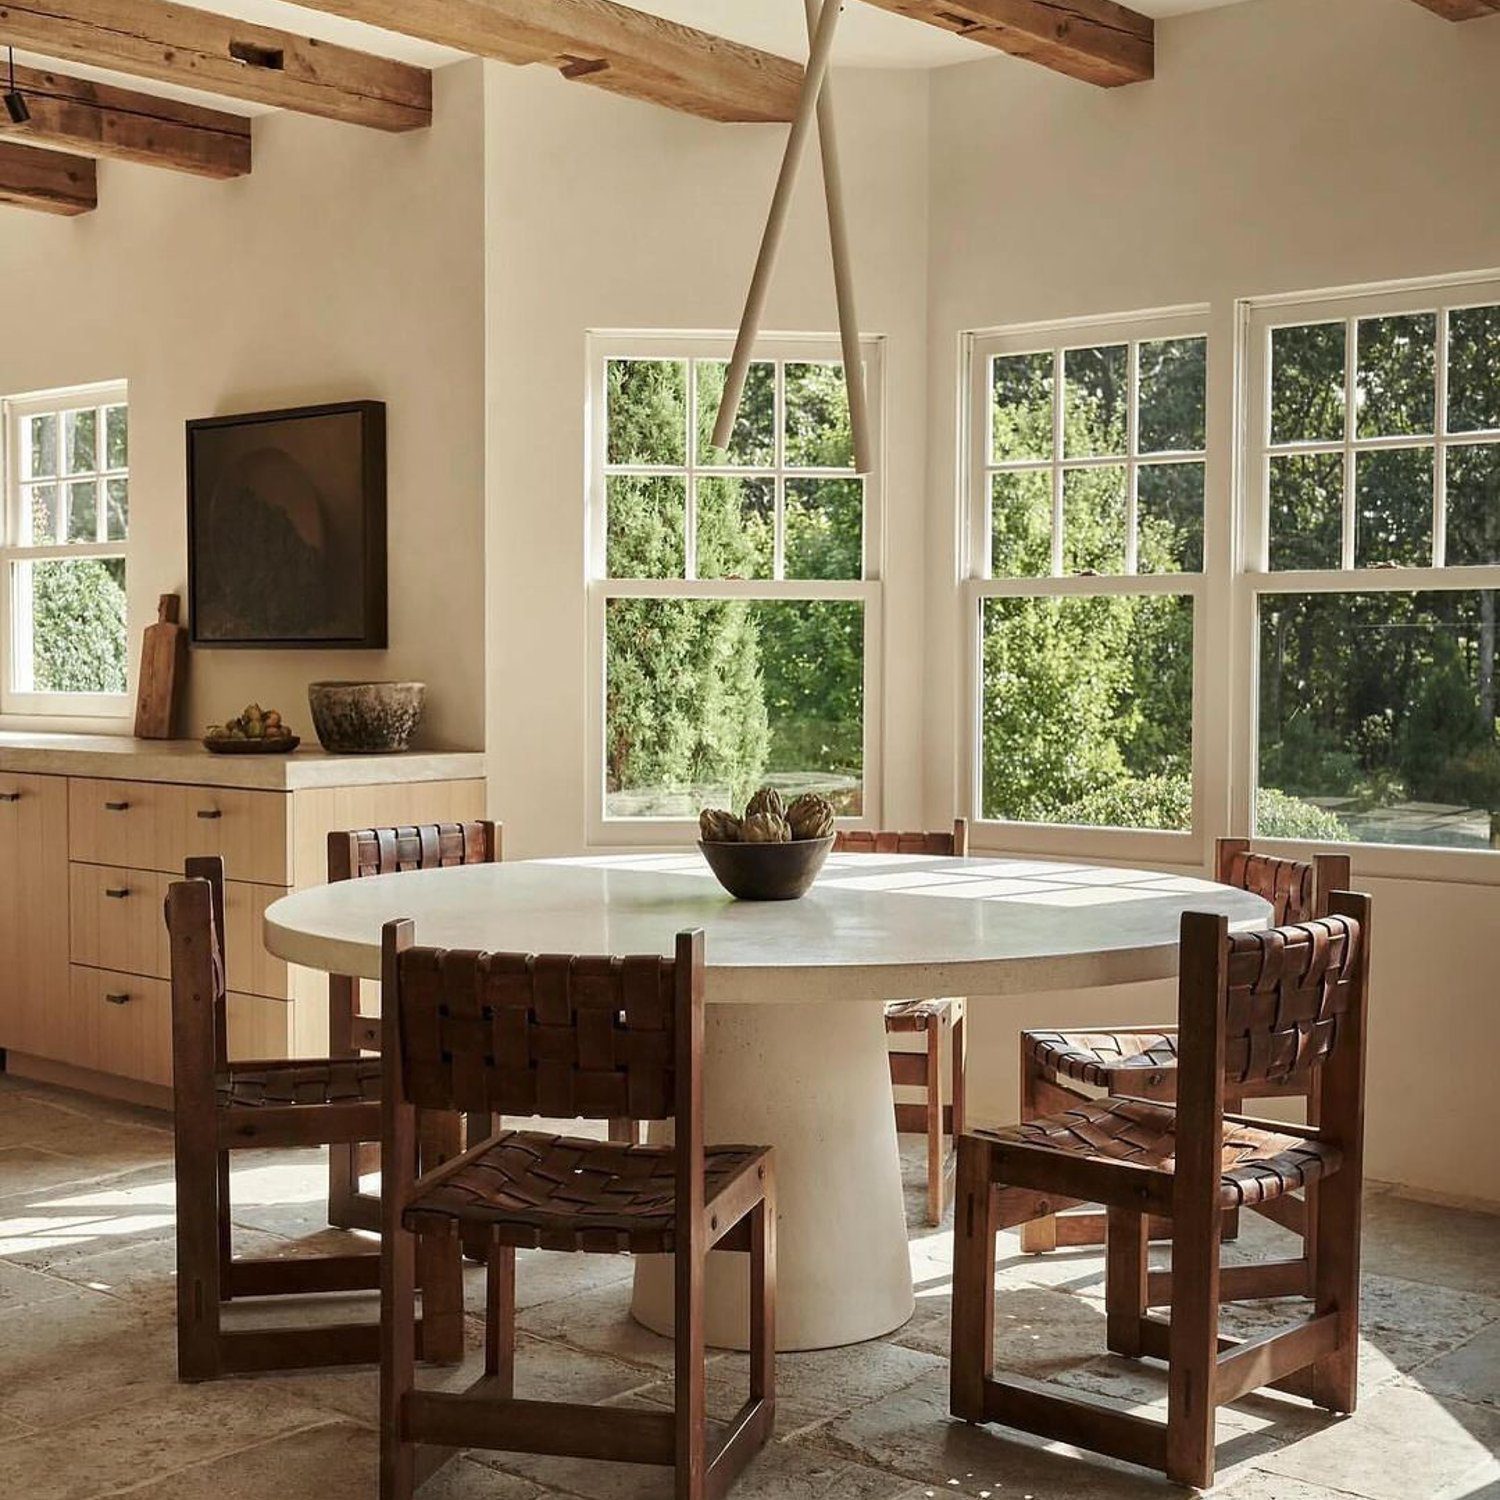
1246;282;1500;854
966;312;1206;839
587;336;882;841
2;383;130;717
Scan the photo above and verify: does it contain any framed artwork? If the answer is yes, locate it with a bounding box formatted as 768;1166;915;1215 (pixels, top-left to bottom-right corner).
186;400;387;648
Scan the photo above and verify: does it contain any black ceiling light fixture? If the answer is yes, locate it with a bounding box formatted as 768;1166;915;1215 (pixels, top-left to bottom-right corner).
4;47;30;125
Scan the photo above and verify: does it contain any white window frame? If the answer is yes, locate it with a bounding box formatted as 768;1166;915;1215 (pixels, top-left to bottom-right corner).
585;331;885;847
1;380;131;721
961;307;1211;863
1234;271;1500;885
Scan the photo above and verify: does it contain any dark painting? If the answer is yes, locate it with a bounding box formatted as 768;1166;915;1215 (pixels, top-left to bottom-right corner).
187;401;386;647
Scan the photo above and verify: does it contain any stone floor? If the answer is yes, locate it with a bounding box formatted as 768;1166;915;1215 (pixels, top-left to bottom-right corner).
1;1072;1497;1500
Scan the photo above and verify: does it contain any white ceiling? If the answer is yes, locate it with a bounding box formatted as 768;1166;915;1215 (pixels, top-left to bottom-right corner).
7;0;1260;119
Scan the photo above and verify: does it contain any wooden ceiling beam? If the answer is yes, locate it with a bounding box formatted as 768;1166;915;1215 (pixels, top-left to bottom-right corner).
2;63;250;177
860;0;1153;86
1407;0;1500;17
287;0;804;123
0;136;95;212
0;0;431;131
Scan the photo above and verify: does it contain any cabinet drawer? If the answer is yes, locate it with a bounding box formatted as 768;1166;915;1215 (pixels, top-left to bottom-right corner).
173;786;290;888
69;779;290;886
70;865;169;981
69;778;175;870
71;966;173;1088
70;966;296;1086
70;863;289;999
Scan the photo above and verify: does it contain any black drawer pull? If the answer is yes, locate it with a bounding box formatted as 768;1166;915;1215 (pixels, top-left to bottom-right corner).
196;808;223;820
0;791;19;802
104;992;132;1005
104;800;130;812
104;887;130;900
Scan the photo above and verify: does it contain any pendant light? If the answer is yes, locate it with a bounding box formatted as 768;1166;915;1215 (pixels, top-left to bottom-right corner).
4;48;30;125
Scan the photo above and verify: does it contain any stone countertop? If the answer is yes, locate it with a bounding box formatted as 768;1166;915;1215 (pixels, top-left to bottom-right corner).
0;732;485;791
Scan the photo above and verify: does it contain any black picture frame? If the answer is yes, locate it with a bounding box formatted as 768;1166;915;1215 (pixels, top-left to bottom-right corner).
186;400;387;648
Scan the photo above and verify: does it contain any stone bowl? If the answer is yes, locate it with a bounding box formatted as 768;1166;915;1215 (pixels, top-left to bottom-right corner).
308;681;426;754
698;835;834;901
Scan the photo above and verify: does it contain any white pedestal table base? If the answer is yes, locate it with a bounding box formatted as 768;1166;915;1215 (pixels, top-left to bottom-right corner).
630;998;913;1352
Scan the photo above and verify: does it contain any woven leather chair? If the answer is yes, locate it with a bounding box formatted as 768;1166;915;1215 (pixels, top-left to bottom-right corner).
326;820;502;1233
378;922;776;1500
1018;836;1351;1289
953;893;1371;1488
833;819;968;1226
165;859;463;1380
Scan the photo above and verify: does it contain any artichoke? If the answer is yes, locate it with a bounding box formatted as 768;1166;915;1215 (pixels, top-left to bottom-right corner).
699;808;741;843
741;812;791;844
744;786;785;823
786;792;835;840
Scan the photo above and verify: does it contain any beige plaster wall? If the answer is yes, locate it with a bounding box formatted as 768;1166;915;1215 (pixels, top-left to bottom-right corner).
0;61;489;750
926;0;1500;1205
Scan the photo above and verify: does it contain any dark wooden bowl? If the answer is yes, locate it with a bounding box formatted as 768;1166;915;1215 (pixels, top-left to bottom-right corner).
698;835;834;901
202;734;300;755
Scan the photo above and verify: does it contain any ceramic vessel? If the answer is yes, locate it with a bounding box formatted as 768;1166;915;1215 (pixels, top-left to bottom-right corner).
308;681;425;753
698;835;834;900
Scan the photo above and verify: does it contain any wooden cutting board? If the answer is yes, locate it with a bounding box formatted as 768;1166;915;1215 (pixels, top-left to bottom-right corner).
134;593;188;740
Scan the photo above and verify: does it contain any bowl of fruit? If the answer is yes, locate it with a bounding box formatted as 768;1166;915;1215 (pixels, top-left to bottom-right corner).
697;789;836;901
203;704;299;754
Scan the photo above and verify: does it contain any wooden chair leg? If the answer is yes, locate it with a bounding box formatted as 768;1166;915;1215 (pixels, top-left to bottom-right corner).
417;1113;465;1363
951;1003;966;1140
608;1118;639;1145
1105;1207;1149;1358
484;1236;516;1395
215;1152;233;1294
674;1228;707;1500
1018;1037;1055;1254
380;1217;419;1499
1165;1209;1220;1488
176;1119;224;1381
750;1179;776;1408
1307;1165;1361;1414
950;1136;996;1423
925;1014;944;1226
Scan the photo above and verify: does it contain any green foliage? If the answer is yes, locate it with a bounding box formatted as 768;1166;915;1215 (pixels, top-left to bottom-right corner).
1254;787;1351;842
31;558;127;694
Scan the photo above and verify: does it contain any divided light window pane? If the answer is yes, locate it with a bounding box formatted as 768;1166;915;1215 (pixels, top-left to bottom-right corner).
987;334;1206;579
1449;306;1500;433
1257;591;1500;851
13;557;128;695
604;597;864;819
1356;313;1435;439
980;594;1194;830
1270;322;1346;444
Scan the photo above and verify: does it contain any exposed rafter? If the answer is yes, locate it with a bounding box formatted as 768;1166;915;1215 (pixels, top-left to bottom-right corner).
285;0;803;123
860;0;1153;87
0;0;431;130
0;136;94;212
1406;0;1500;16
2;63;250;177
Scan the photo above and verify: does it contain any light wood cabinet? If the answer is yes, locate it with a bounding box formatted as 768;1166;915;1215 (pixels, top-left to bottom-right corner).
1;738;485;1104
0;774;70;1062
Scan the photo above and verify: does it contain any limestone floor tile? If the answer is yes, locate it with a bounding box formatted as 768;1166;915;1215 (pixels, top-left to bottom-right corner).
894;1280;1109;1377
117;1420;551;1500
1411;1320;1500;1407
811;1368;1168;1499
472;1423;930;1500
1212;1470;1372;1498
0;1161;181;1264
1357;1195;1500;1297
0;1381;341;1500
711;1339;947;1422
0;1256;80;1313
507;1244;637;1311
0;1283;177;1428
1250;1384;1500;1500
517;1277;731;1376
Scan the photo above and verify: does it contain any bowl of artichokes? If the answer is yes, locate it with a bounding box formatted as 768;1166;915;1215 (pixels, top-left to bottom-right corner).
697;788;836;900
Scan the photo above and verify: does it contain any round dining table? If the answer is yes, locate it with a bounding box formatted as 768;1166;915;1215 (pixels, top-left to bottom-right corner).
263;849;1270;1352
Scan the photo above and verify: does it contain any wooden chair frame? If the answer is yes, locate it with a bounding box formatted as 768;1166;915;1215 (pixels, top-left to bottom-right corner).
326;820;502;1233
379;924;776;1500
166;858;463;1381
954;894;1370;1488
835;818;968;1225
1019;838;1352;1293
